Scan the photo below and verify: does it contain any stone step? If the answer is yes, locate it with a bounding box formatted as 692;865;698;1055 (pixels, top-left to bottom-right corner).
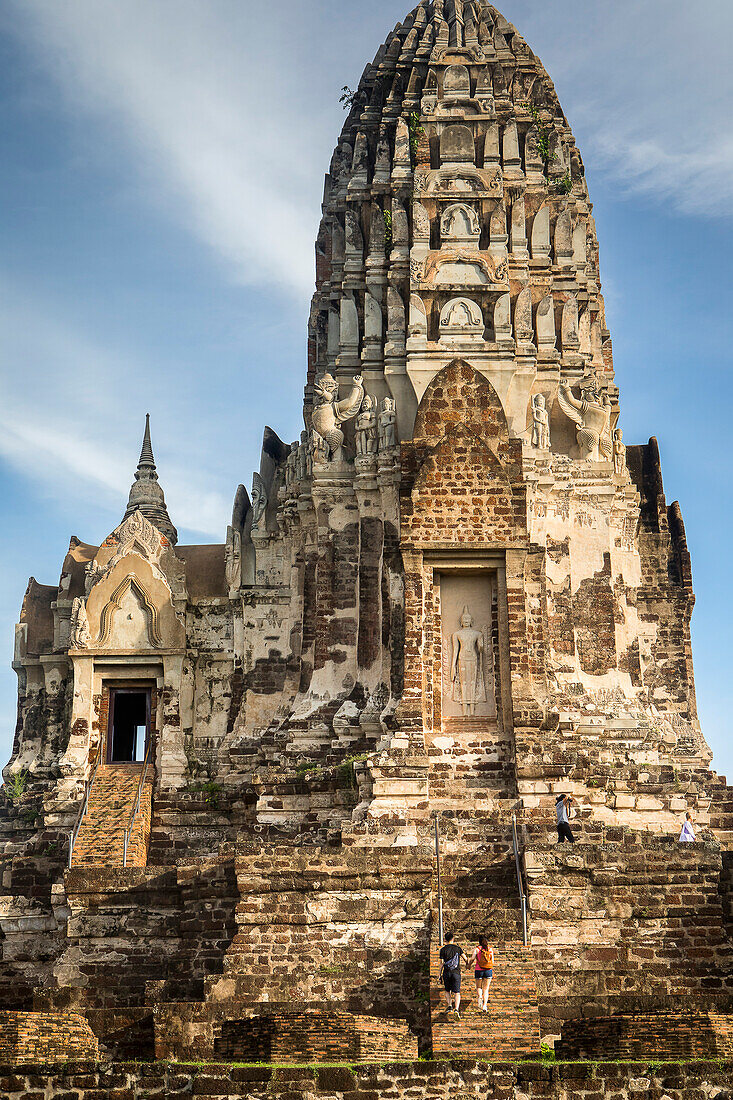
70;764;153;868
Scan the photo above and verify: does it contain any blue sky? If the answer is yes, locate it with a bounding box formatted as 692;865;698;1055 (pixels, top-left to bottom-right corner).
0;0;730;777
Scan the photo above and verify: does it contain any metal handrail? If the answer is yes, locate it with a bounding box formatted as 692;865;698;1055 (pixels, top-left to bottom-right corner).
68;754;101;869
434;813;444;945
511;811;529;947
123;739;154;867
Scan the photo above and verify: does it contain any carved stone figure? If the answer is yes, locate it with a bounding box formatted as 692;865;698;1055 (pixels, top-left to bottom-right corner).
557;374;613;461
531;394;550;450
311;373;365;461
70;596;91;649
285;444;298;491
450;607;486;716
355;394;378;456
250;472;267;534
84;559;104;596
613;428;626;476
225;528;242;591
311;430;329;462
378;397;397;451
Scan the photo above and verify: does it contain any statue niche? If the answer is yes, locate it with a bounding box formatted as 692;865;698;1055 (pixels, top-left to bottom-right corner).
440;574;496;721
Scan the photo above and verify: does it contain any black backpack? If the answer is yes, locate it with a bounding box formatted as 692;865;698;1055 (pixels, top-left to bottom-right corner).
443;946;461;970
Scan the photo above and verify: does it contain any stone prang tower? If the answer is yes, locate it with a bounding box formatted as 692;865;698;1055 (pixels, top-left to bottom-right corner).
1;0;731;1080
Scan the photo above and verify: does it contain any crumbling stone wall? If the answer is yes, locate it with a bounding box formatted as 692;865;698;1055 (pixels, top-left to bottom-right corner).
0;1058;731;1100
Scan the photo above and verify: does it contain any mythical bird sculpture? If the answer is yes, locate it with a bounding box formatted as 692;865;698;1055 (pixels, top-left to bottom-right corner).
557;375;613;461
311;373;365;461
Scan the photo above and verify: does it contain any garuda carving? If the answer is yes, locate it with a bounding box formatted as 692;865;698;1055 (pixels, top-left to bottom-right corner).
557;375;613;461
311;373;365;461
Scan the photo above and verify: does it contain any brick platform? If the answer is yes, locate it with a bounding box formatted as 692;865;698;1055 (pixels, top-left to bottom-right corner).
557;1011;733;1061
0;1011;98;1065
213;1008;417;1063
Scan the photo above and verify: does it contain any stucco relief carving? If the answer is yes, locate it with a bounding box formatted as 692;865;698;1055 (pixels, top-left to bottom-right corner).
440;573;496;721
439;297;484;343
115;508;162;562
225;528;242;591
449;607;486;716
97;575;163;649
558;374;613;461
355;394;378;456
70;596;91;649
440;202;481;248
531;394;550;450
251;473;267;534
613;429;626;476
311;373;365;461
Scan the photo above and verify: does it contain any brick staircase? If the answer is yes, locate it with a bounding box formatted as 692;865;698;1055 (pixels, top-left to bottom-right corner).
70;764;153;867
428;846;540;1058
428;940;540;1058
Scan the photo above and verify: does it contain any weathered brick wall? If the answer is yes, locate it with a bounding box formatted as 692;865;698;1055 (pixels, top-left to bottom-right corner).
626;439;697;719
0;1011;98;1065
206;842;433;1043
213;1009;418;1063
0;819;68;1010
0;1058;731;1099
557;1011;733;1061
40;855;237;1010
524;835;733;1037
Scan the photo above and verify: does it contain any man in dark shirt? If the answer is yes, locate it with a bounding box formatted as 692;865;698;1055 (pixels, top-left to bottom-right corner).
438;931;466;1018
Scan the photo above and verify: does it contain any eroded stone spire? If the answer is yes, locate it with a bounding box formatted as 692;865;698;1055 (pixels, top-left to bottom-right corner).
123;413;178;546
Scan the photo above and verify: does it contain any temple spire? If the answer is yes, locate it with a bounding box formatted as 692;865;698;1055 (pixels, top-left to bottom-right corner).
138;412;156;468
123;414;178;546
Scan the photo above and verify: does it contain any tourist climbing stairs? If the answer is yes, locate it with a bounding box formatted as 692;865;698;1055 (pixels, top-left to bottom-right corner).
429;847;540;1058
69;764;153;867
429;940;540;1058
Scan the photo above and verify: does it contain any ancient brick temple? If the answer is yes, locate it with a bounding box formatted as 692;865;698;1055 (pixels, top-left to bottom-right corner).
1;0;732;1086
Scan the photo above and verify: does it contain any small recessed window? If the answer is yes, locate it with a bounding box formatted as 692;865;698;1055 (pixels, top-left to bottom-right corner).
108;687;151;762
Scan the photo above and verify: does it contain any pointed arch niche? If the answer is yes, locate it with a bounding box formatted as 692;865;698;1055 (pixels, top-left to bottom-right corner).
393;360;540;795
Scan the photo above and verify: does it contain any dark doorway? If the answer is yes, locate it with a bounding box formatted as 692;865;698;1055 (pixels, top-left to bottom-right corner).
108;687;151;762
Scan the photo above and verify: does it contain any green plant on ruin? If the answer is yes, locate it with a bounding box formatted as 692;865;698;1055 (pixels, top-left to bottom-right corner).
3;770;29;802
42;840;61;857
340;86;357;111
522;102;556;179
190;779;223;809
540;1041;557;1063
552;172;572;196
336;751;371;790
318;964;343;975
408;111;424;165
294;761;321;777
383;209;393;252
21;806;40;826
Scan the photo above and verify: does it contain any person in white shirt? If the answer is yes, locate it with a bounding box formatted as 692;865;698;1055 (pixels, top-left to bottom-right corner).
678;811;696;842
556;793;575;843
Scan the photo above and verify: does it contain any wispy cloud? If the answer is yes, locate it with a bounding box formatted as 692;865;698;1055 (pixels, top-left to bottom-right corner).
0;284;230;539
6;0;325;301
510;0;733;213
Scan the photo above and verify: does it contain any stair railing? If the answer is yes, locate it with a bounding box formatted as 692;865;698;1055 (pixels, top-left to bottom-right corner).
511;811;529;946
68;754;101;869
123;738;154;868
